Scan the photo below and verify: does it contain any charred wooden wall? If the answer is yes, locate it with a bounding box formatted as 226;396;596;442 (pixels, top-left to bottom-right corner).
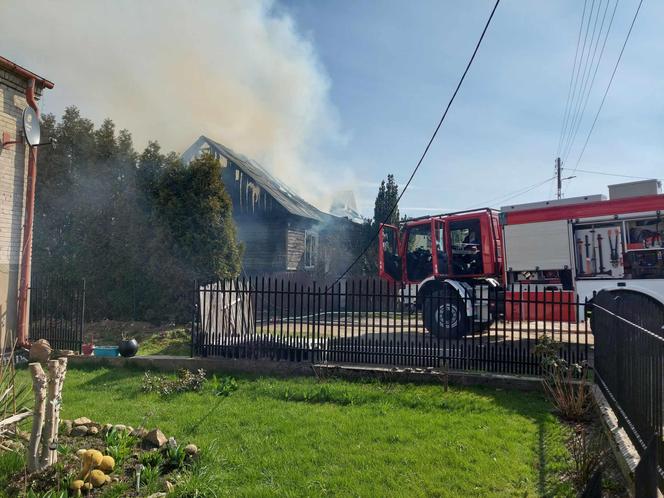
220;160;323;274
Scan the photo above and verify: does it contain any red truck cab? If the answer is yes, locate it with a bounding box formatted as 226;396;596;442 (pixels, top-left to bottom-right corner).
379;209;504;285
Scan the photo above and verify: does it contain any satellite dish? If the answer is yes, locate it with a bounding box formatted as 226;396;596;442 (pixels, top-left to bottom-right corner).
22;107;40;146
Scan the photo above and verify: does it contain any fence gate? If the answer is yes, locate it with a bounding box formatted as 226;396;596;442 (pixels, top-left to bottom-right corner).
29;277;85;353
593;290;663;493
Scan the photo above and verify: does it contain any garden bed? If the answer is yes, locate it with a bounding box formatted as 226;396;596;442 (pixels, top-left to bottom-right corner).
4;421;198;497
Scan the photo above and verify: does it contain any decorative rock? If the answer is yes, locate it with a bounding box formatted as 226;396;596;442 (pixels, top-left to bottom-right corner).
184;443;198;456
167;436;178;449
102;423;113;434
130;427;148;438
87;426;99;435
144;429;168;448
29;339;52;363
74;417;92;426
62;420;73;435
71;425;89;437
113;424;127;432
126;426;134;433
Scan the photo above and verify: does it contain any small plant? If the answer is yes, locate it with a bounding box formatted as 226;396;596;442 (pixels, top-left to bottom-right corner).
25;490;68;498
139;449;164;469
58;470;76;493
105;427;139;448
209;375;238;397
105;427;138;466
164;444;187;470
56;443;73;457
569;426;606;490
139;463;162;488
535;335;592;420
142;369;207;396
169;461;218;497
99;481;131;498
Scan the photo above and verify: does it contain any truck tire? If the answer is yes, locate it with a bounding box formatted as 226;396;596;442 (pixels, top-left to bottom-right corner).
422;287;469;338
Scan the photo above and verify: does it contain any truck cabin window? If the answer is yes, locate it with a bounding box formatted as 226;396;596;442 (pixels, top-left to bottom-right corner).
406;224;433;281
450;220;483;275
382;227;401;280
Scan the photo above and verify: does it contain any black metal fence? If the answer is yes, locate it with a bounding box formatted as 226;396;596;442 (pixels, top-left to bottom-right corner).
29;277;86;352
191;276;591;375
593;290;663;492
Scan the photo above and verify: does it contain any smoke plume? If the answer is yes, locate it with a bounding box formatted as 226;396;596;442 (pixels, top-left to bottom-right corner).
1;0;344;205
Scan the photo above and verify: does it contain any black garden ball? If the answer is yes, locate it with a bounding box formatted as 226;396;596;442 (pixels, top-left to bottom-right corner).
118;338;139;358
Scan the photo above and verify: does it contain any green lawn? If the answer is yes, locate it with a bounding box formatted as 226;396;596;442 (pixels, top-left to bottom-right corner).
6;367;574;497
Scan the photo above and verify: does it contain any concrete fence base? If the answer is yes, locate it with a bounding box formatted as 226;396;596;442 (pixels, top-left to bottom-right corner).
68;354;544;391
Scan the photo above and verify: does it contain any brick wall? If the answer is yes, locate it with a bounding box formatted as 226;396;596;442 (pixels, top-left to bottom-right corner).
0;70;30;345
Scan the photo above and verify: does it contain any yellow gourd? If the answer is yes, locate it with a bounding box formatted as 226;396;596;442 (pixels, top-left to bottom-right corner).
89;469;107;488
99;455;115;472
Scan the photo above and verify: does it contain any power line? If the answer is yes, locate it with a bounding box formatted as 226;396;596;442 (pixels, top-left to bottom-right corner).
557;0;588;157
560;0;605;160
558;0;595;157
467;176;556;210
571;0;644;173
561;0;618;164
572;167;662;181
330;0;501;286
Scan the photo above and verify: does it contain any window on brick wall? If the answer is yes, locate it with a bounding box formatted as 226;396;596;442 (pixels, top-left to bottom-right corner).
304;230;318;269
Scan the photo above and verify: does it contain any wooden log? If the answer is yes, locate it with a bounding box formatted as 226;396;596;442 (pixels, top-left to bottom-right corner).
27;362;47;472
48;358;67;466
0;410;32;428
39;360;58;468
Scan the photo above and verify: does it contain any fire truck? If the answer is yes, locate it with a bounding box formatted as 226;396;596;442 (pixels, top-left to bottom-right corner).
378;179;664;336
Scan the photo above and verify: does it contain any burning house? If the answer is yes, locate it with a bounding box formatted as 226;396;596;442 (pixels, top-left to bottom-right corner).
182;136;360;277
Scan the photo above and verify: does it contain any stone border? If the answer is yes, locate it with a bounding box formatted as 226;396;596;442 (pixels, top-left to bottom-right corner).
591;384;642;497
68;355;544;391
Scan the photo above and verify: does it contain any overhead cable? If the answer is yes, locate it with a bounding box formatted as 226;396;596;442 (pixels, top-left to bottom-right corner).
330;0;501;286
571;0;644;173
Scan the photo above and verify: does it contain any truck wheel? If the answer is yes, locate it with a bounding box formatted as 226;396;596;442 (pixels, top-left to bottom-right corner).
422;287;469;338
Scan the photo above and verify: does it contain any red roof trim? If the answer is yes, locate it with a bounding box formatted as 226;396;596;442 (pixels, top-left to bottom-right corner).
504;194;664;225
0;56;54;89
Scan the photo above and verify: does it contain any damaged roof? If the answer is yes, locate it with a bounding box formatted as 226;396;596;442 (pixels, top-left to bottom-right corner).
182;136;329;222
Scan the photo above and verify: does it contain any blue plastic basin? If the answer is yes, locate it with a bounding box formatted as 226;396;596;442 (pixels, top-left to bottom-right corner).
93;346;119;357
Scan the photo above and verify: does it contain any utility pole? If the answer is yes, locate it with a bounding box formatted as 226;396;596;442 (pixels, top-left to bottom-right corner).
556;157;562;199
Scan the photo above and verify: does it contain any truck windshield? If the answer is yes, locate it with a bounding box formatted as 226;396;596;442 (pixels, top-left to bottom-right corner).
406;224;433;281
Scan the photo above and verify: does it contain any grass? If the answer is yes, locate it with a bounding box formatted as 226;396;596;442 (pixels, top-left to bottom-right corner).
7;366;575;497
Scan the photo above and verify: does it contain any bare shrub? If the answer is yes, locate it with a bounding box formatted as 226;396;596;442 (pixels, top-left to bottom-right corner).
569;425;607;491
535;335;592;421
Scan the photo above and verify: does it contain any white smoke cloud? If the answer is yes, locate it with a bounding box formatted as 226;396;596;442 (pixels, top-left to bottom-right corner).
0;0;346;205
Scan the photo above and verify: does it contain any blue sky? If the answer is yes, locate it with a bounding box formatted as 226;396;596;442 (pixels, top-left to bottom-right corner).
2;0;662;218
280;0;664;215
